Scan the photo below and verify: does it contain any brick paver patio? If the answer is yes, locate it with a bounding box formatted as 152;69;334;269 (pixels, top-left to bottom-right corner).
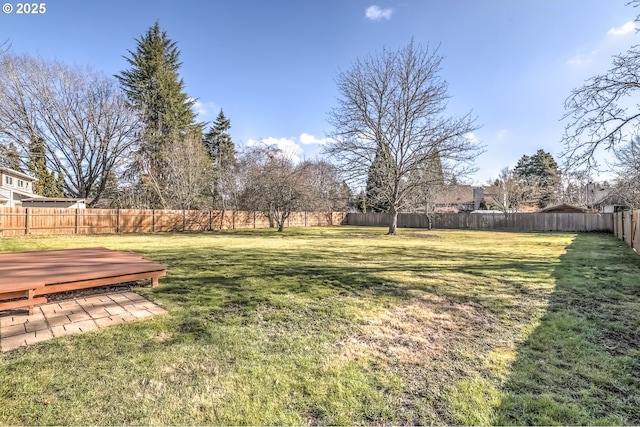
0;292;166;352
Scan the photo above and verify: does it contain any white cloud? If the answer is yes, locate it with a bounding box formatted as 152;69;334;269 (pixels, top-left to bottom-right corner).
192;100;220;121
247;137;304;163
608;21;637;37
496;129;508;140
246;133;333;162
365;5;393;21
299;132;334;145
565;50;597;67
566;54;585;66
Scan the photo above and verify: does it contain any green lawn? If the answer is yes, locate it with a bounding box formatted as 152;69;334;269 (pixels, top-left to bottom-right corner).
0;227;639;425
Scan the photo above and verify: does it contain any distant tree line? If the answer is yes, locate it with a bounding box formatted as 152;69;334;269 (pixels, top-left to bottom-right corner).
0;22;351;230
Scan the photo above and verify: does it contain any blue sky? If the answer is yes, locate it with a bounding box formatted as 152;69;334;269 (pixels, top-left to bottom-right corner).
1;0;637;183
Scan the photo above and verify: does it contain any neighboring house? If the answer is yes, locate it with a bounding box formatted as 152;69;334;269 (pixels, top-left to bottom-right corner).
587;184;627;213
21;197;86;209
470;210;507;214
537;203;588;213
430;185;539;213
432;185;478;212
0;167;38;207
432;185;512;213
0;167;86;208
474;185;542;213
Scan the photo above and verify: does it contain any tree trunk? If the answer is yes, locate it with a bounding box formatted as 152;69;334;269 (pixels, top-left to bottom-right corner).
278;211;289;232
388;207;398;235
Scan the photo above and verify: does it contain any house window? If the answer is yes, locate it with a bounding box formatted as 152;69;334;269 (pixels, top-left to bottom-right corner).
5;176;12;185
18;179;24;188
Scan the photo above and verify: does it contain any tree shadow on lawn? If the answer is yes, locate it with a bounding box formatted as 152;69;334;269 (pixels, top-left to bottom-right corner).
141;239;564;358
144;242;558;310
495;233;640;426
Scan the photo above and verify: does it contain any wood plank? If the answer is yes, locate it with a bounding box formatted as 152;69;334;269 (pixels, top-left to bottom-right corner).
0;291;29;301
0;297;48;312
35;270;166;295
0;283;44;293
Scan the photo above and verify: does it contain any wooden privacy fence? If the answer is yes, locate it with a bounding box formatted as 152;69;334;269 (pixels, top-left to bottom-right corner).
0;207;347;236
346;212;614;232
2;208;629;237
613;210;640;252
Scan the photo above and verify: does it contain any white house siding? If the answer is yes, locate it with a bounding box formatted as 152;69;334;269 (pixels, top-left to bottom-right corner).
0;168;39;207
0;188;10;206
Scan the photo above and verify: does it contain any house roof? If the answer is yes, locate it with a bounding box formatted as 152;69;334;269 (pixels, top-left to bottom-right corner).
22;197;86;203
433;185;475;205
537;203;588;213
481;184;502;197
589;187;627;206
0;167;37;182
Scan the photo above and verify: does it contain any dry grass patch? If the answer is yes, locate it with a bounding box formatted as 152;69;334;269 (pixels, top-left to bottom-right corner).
341;292;492;365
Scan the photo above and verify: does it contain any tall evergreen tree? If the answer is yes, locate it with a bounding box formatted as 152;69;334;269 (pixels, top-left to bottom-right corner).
203;110;236;208
1;142;22;171
365;145;392;213
513;149;561;208
116;22;202;206
203;110;235;164
26;136;64;197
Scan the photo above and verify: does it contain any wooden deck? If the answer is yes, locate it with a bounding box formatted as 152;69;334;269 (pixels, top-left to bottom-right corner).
0;247;167;314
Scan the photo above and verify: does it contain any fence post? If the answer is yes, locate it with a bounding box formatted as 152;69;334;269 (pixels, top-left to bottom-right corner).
152;209;155;233
183;210;186;232
75;208;79;235
253;211;256;229
635;209;640;251
632;210;637;251
232;210;236;230
116;209;120;233
25;207;29;235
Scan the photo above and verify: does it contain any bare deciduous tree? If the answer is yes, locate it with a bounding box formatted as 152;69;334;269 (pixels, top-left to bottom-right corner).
298;160;351;222
122;133;211;210
0;53;139;206
238;145;309;232
325;41;482;234
562;2;640;170
558;169;593;207
612;135;640;208
562;46;640;169
163;133;211;210
489;167;541;213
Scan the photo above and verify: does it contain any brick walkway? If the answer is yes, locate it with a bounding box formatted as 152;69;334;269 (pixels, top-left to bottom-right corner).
0;292;166;352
